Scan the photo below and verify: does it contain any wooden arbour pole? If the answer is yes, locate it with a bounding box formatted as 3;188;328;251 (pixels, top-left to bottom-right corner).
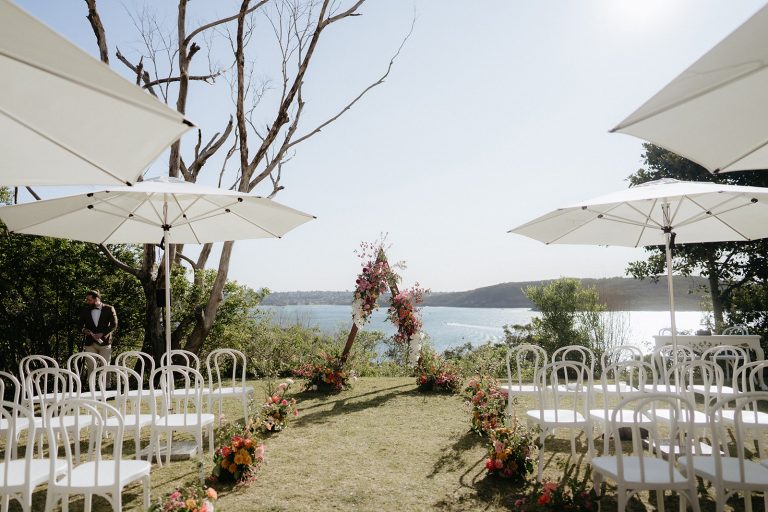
340;248;400;366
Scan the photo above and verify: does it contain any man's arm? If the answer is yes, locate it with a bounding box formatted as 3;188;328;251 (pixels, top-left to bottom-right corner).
102;305;118;335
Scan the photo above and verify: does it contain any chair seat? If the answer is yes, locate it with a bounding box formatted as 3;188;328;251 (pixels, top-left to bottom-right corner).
105;414;158;429
720;409;768;425
591;383;641;395
54;460;150;489
589;409;652;424
690;384;736;395
642;384;685;393
498;383;538;394
125;388;163;399
0;459;67;488
653;409;711;425
208;385;255;397
0;417;30;433
34;415;93;430
592;456;689;485
170;388;210;398
680;456;768;486
84;390;120;400
526;409;587;424
154;413;215;429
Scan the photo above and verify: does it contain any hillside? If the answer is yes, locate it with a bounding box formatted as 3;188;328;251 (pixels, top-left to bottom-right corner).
261;276;708;310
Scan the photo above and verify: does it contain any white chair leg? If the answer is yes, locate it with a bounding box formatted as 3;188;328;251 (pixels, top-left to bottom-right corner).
143;475;151;510
657;489;665;512
744;492;753;512
617;486;627;512
537;431;546;482
1;493;10;512
165;432;172;465
114;490;122;512
208;424;214;456
61;494;69;512
84;493;92;512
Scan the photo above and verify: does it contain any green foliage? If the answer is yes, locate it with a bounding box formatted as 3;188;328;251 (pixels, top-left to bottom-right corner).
444;341;508;378
524;278;606;356
0;223;145;372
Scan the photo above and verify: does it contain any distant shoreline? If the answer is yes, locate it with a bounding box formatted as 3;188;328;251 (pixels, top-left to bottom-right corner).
260;303;703;312
261;276;708;311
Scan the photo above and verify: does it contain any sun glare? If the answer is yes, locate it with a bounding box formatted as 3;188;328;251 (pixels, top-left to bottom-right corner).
602;0;681;31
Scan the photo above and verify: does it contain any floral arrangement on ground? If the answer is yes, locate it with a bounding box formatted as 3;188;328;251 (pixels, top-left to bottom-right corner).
292;350;355;392
463;374;509;435
484;419;537;482
210;424;266;485
415;345;463;393
512;466;600;511
258;379;298;433
150;484;217;512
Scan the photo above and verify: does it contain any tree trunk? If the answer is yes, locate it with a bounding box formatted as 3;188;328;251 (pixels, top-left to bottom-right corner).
706;254;725;333
183;241;235;354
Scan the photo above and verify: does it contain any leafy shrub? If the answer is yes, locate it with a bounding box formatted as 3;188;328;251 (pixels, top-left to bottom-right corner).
444;342;508;378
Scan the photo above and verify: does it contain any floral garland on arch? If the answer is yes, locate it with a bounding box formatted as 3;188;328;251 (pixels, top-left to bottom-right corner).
351;240;399;327
387;285;427;363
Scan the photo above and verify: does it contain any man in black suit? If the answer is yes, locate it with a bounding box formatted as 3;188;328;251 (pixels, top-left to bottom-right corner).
77;290;118;376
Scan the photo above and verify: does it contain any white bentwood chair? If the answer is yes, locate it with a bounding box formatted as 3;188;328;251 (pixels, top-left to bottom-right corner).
149;365;215;466
44;398;151;512
526;361;594;481
0;371;29;457
499;344;547;414
599;345;643;373
114;350;163;404
90;365;159;459
26;368;92;461
206;348;254;425
701;345;749;393
0;401;67;512
18;355;59;404
645;345;697;393
681;392;768;512
66;352;108;393
589;360;652;455
592;393;701;512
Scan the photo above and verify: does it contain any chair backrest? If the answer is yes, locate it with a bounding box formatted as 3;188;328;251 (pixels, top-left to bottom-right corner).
701;344;749;365
47;398;123;487
18;355;58;401
595;360;652;410
536;361;592;421
610;393;697;486
652;345;696;384
151;365;205;427
551;345;595;375
207;348;248;392
600;345;643;373
26;368;80;424
90;365;155;419
710;392;768;479
0;401;36;488
114;350;155;388
160;349;200;370
733;360;768;394
679;360;724;415
0;371;22;405
505;344;547;389
721;324;749;335
658;327;674;335
66;352;107;380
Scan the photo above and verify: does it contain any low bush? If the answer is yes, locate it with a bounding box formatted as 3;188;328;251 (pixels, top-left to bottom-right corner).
415;345;463;393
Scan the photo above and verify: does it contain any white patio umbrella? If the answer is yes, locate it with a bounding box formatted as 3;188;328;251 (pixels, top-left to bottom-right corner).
510;178;768;352
611;3;768;174
0;177;315;360
0;0;193;186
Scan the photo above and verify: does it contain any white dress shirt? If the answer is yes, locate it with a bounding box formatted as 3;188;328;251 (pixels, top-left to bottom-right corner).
91;304;102;327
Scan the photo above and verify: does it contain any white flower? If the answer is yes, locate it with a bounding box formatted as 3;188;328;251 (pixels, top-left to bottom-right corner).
352;297;367;327
408;334;423;367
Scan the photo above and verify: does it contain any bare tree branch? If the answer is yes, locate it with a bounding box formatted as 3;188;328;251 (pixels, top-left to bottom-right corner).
84;0;110;64
142;71;223;89
116;49;158;97
322;0;364;26
184;0;270;46
98;244;140;277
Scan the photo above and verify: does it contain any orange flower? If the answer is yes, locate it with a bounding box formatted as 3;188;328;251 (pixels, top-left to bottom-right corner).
206;488;218;500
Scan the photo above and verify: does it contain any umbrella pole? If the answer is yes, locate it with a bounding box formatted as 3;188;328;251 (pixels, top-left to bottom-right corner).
662;202;679;386
163;202;172;360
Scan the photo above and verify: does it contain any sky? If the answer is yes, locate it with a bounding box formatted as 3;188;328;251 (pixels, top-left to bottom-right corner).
14;0;768;292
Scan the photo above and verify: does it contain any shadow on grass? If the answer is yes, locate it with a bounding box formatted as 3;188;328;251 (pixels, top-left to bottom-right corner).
428;430;485;479
294;384;415;426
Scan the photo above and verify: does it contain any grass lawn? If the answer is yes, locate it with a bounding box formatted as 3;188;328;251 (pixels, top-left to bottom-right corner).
18;377;766;511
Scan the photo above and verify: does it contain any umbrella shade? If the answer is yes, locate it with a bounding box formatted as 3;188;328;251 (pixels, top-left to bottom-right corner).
0;178;315;244
511;179;768;246
0;0;192;186
611;3;768;174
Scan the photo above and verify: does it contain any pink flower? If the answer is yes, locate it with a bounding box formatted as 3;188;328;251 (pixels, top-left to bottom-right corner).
281;399;288;406
494;441;504;453
169;491;181;500
278;383;287;390
254;444;266;459
201;502;214;512
543;482;558;493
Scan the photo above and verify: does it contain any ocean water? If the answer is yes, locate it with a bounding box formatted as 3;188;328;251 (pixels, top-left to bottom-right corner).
259;305;707;354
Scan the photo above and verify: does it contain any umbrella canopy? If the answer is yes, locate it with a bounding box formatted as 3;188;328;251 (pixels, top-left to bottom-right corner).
611;3;768;174
0;177;315;244
510;178;768;355
512;178;768;246
0;177;315;362
0;0;193;186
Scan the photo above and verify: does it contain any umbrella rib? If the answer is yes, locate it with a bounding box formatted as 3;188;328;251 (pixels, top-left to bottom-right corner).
4;201;90;232
227;209;281;238
0;49;191;124
168;194;203;244
679;196;753;240
545;204;635;244
632;198;658;248
673;195;743;228
610;61;768;132
89;193;158;226
0;107;130;185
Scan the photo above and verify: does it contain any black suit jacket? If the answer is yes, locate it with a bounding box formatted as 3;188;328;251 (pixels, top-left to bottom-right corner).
77;303;118;345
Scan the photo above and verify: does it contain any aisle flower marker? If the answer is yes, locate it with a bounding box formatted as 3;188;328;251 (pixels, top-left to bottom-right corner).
259;379;298;432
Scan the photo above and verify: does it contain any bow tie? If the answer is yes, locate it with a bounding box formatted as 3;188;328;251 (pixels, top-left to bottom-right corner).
90;305;101;310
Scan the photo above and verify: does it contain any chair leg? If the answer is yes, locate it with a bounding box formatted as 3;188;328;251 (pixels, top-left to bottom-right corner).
165;432;172;465
61;494;69;512
617;486;627;512
537;431;546;482
84;493;92;512
143;475;151;510
744;492;753;512
1;493;10;512
715;487;726;512
657;489;665;512
114;490;122;512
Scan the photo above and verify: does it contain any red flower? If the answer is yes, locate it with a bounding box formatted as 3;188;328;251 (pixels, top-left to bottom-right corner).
538;494;551;505
485;459;495;471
